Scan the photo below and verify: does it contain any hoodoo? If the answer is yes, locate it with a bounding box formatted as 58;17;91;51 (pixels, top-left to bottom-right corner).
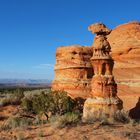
83;23;123;121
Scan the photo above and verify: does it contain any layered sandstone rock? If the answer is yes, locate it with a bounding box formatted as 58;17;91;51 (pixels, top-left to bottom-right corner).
52;45;93;98
52;21;140;101
83;23;123;121
107;22;140;106
107;21;140;81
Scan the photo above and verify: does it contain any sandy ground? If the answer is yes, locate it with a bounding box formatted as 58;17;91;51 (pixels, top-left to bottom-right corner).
0;113;140;140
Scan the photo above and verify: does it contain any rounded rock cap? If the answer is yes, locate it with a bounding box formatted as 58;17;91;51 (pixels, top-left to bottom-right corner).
88;23;111;35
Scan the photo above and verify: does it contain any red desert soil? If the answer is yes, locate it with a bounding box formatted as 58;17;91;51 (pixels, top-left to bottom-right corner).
0;104;140;140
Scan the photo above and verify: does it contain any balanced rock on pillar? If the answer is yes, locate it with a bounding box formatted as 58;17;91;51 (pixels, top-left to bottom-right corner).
83;23;123;122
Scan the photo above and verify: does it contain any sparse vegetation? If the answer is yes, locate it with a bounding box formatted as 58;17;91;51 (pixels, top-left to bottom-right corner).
82;109;134;125
0;87;140;140
21;90;85;118
0;116;34;130
0;89;85;131
0;88;24;106
49;112;80;128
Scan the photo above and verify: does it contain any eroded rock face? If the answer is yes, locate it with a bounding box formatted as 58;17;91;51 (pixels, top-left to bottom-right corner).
52;45;93;98
83;23;123;121
90;75;117;98
108;21;140;81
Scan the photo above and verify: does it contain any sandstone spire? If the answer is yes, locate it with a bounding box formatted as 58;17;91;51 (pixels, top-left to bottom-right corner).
83;23;123;121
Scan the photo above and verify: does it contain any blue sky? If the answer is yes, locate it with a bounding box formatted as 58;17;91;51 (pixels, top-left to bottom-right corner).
0;0;140;80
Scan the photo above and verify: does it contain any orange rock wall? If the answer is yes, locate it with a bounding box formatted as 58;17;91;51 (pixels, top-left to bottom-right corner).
107;21;140;82
107;21;140;96
52;45;93;98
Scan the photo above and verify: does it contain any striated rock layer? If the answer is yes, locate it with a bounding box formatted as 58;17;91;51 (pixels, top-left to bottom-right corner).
104;21;140;113
108;21;140;81
52;45;93;98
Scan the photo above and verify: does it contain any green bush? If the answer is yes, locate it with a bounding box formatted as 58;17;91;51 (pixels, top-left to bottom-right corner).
21;90;85;118
21;91;53;114
10;88;24;105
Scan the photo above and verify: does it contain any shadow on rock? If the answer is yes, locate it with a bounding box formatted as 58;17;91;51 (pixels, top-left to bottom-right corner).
129;97;140;120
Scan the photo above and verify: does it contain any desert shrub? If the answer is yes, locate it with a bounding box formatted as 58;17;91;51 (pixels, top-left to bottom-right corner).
72;97;85;113
0;88;24;107
82;109;132;125
113;110;131;123
21;90;85;117
21;97;33;113
49;112;80;128
0;116;34;130
32;91;54;114
82;110;111;124
50;91;75;115
10;88;24;105
7;116;33;128
21;91;53;114
46;91;84;115
0;115;49;131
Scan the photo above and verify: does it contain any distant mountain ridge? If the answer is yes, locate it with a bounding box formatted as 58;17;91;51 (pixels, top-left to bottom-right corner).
0;79;51;88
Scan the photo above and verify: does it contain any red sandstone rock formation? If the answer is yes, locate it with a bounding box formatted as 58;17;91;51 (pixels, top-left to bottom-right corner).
83;23;123;121
52;21;140;99
108;21;140;81
107;21;140;96
52;45;93;98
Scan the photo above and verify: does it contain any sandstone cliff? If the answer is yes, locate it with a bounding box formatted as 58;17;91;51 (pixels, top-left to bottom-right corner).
107;21;140;96
108;21;140;80
52;45;93;98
